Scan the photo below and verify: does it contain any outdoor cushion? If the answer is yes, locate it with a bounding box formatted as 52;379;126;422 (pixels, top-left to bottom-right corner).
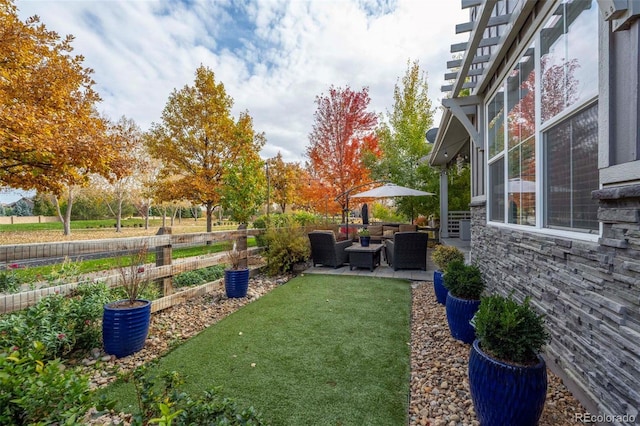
383;230;395;238
399;224;418;232
308;231;352;268
383;225;399;234
368;225;383;237
385;231;428;271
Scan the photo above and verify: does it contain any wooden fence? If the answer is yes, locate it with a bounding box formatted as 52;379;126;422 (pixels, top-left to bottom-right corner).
0;227;265;314
447;210;471;237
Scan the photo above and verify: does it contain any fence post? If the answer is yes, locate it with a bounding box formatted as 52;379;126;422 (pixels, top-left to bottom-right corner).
236;224;248;269
156;227;173;295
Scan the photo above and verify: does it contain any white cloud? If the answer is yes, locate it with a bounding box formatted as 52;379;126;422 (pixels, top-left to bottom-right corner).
15;0;468;164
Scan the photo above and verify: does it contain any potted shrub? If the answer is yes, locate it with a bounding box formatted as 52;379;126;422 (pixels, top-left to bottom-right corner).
224;241;249;298
431;245;465;305
469;294;550;426
103;243;153;358
357;227;371;247
443;260;484;344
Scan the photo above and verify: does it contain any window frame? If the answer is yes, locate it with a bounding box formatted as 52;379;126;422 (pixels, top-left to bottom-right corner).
483;0;601;242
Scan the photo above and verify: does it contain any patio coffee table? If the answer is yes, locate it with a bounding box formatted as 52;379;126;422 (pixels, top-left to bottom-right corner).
345;243;383;271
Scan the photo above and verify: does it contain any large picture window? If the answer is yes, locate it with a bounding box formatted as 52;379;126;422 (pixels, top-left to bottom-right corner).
485;0;598;235
544;103;599;232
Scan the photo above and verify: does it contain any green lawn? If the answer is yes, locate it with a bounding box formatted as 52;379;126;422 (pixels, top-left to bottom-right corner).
99;275;412;425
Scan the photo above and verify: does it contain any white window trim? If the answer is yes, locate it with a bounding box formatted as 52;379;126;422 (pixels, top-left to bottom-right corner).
483;2;601;241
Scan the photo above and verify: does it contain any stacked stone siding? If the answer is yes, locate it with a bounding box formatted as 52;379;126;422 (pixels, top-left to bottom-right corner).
469;192;640;423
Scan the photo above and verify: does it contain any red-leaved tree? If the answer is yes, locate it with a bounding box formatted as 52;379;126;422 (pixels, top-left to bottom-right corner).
306;85;379;222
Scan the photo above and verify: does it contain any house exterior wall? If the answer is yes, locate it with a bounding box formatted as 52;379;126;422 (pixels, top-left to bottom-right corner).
470;195;640;421
435;1;640;421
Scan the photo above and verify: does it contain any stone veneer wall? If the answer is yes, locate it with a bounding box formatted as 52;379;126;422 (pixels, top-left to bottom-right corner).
469;191;640;423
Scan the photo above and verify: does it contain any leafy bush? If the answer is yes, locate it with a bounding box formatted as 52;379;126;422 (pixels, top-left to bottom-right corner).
120;367;265;425
0;267;20;293
0;281;111;359
173;266;225;288
0;342;92;425
263;221;310;276
443;260;484;300
472;294;550;365
431;245;465;271
252;216;268;247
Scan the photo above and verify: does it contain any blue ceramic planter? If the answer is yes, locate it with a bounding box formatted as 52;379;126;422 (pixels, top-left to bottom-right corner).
225;268;250;298
103;299;151;358
469;339;547;426
445;293;480;344
359;236;371;247
433;270;447;305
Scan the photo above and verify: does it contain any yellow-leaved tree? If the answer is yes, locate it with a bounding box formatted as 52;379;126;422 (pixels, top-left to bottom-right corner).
145;65;265;231
1;0;112;234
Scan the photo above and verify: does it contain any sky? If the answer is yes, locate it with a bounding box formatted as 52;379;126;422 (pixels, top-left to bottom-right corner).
2;0;468;204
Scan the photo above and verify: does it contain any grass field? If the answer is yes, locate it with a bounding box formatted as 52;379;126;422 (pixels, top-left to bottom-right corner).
98;275;412;425
0;218;242;245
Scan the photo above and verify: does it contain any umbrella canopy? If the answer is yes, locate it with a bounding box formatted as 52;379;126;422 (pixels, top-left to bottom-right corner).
351;183;435;198
508;178;536;193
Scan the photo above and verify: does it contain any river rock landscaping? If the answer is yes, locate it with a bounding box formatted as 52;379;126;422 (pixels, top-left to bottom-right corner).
80;275;586;425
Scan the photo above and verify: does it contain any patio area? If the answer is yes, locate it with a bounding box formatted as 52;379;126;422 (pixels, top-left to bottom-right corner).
303;237;470;280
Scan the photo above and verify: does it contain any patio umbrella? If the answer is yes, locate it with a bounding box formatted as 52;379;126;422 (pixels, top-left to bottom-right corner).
351;183;435;198
361;203;369;224
508;178;536;193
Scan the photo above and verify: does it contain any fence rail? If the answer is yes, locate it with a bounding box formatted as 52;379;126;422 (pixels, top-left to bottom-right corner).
0;227;265;314
447;211;471;237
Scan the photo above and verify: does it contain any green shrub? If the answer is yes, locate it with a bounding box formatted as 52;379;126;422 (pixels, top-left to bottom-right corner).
263;221;310;276
173;271;203;288
431;245;465;271
252;216;268;247
0;342;92;425
0;281;111;359
472;294;550;365
121;367;265;425
173;266;225;288
0;267;20;293
443;260;484;300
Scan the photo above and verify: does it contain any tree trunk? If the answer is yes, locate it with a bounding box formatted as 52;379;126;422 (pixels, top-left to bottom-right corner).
116;198;123;232
206;202;213;232
145;202;150;230
53;189;74;236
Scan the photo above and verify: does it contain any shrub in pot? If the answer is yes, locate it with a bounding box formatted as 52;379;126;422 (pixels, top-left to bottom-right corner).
357;227;371;247
443;260;484;343
431;245;465;304
224;241;249;298
103;243;153;358
469;294;550;426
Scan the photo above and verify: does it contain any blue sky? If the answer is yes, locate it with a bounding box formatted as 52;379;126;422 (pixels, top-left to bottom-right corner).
3;0;467;204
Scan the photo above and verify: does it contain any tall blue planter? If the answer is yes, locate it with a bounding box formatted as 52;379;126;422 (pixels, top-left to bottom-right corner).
225;268;250;298
445;293;480;344
433;270;447;305
103;299;151;358
469;339;547;426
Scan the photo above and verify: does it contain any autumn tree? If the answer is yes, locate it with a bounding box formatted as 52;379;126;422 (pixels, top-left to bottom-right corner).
370;60;438;220
265;153;305;214
306;85;379;222
145;66;265;231
93;116;147;232
1;1;113;234
1;1;109;193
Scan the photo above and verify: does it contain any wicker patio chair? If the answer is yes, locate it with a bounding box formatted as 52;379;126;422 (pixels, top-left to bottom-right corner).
385;231;429;271
308;231;352;268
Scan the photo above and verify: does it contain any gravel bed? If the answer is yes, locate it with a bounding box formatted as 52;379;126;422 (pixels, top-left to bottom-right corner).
409;281;585;426
81;276;587;425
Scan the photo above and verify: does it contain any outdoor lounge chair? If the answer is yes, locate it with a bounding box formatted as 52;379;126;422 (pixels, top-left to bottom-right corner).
385;231;428;271
308;231;352;268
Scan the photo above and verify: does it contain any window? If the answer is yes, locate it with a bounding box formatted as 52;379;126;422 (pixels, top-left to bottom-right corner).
485;0;599;235
544;103;599;232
